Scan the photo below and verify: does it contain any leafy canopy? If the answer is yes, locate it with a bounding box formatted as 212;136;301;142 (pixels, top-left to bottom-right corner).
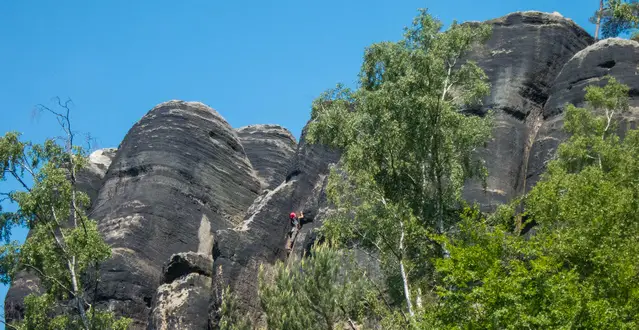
430;77;639;329
0;104;130;329
306;8;493;318
591;0;639;39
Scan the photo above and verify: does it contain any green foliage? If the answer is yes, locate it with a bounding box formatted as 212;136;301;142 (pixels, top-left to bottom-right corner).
429;77;639;328
591;0;639;39
0;106;129;329
219;286;253;330
258;243;374;330
10;294;131;330
307;8;493;317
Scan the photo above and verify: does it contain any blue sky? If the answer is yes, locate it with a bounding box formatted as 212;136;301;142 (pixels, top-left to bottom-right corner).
0;0;597;326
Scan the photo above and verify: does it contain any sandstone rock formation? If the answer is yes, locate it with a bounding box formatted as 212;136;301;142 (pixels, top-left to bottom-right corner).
209;121;340;328
4;148;117;323
526;38;639;190
89;101;261;328
462;11;593;210
6;11;639;330
236;124;297;190
3;262;42;324
77;148;118;205
148;252;213;330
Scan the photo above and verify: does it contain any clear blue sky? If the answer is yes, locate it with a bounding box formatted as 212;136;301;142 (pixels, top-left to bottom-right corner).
0;0;596;326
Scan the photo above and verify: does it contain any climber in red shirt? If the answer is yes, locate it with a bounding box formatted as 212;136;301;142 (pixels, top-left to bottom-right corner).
289;211;302;230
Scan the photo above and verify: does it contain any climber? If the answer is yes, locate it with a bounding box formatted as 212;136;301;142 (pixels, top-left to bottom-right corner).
289;211;303;230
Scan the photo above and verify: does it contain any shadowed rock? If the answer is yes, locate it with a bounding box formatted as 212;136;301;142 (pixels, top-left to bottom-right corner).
162;252;213;284
90;100;261;329
210;120;340;328
236;124;297;190
462;11;593;210
148;252;213;330
526;38;639;191
4;148;117;324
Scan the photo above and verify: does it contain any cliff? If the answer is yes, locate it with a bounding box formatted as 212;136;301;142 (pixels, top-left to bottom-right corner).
5;11;639;330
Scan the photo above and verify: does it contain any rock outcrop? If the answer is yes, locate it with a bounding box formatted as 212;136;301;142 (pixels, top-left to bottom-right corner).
526;38;639;190
77;148;118;205
3;269;41;324
89;101;261;329
4;148;117;323
148;252;213;330
7;11;639;330
462;11;593;210
236;124;297;190
210;121;340;327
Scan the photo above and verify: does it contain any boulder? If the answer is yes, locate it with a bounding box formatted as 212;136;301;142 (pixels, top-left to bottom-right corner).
148;252;213;330
236;124;297;190
461;11;593;210
3;147;117;324
162;251;213;284
90;101;261;329
526;38;639;190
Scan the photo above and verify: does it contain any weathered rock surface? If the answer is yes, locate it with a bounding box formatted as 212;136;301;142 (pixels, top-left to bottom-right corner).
148;252;213;330
89;100;261;329
10;12;639;330
526;38;639;190
3;269;41;324
162;251;213;284
237;124;297;190
77;148;118;205
4;147;117;324
210;121;340;327
462;11;593;210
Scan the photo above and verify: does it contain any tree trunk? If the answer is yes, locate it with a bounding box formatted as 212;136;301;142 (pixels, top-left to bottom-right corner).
399;221;414;317
68;258;90;329
595;0;604;40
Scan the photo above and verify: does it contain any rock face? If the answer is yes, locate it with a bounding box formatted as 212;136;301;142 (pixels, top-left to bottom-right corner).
8;12;639;330
210;121;340;327
3;269;41;324
4;148;117;323
526;38;639;190
462;11;593;211
148;252;213;330
89;101;261;329
236;125;297;190
77;148;118;204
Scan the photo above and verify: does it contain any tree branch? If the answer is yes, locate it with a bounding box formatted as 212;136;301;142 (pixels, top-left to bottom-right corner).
0;317;20;330
23;263;73;297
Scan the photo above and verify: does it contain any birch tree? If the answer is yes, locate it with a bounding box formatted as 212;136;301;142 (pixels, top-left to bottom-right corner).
430;77;639;329
591;0;639;40
0;99;130;329
307;8;493;324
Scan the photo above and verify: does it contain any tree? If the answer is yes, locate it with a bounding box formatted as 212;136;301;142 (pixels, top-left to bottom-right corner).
0;99;130;329
306;8;493;321
218;286;253;330
257;243;373;330
591;0;639;40
430;77;639;328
